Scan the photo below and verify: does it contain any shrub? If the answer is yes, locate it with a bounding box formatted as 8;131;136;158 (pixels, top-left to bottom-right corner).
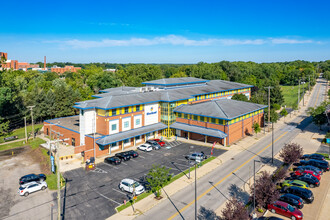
272;166;288;183
272;103;281;110
279;143;303;164
221;197;250;220
250;171;280;209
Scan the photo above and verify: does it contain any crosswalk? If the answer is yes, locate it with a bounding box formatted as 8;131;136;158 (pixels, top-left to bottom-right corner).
166;140;182;148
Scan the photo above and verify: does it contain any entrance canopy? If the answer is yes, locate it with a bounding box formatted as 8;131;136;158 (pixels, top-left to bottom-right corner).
96;122;167;146
170;122;227;139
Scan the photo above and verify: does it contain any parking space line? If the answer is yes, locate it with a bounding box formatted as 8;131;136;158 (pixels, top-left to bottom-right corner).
121;162;128;165
103;163;119;169
88;185;121;205
112;188;127;195
165;165;180;171
130;159;138;162
172;162;190;167
139;155;145;159
176;158;188;162
148;153;154;155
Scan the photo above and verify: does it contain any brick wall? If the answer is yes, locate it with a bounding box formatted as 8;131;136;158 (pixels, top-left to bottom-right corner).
44;122;81;147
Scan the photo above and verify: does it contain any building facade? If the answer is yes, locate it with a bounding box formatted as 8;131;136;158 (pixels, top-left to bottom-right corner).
44;77;264;160
51;65;82;74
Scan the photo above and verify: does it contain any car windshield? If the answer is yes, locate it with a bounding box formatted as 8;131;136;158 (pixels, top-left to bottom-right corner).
313;172;318;176
133;182;140;187
19;186;26;190
287;204;295;212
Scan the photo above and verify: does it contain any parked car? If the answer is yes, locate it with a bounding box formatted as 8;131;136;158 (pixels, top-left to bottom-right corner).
104;156;121;165
279;193;304;209
290;174;320;188
294;169;321;180
153;139;166;147
301;153;325;161
185;152;207;162
115;152;131;161
281;180;309;189
137;144;153;152
282;186;314;203
119;178;145;195
267;201;303;220
296;165;323;175
125;150;139;158
18;181;48;197
146;140;161;150
299;159;329;172
257;217;284;220
19;174;46;185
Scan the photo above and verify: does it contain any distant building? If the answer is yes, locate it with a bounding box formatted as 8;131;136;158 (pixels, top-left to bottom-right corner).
51;65;82;74
105;68;117;72
0;52;39;70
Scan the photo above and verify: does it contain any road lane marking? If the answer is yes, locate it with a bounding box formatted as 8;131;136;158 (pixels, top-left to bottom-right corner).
103;163;119;169
121;162;128;165
168;131;288;220
139;155;145;159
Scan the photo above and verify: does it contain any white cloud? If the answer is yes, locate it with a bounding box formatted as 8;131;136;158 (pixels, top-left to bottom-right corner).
44;35;319;49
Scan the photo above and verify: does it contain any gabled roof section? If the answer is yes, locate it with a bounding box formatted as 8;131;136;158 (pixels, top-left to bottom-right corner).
174;99;267;120
142;77;209;86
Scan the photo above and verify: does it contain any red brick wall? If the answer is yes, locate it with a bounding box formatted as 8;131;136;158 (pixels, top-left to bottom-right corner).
96;116;108;135
44;122;80;147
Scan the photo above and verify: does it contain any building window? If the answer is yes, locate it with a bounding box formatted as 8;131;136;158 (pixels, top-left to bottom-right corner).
178;112;182;118
193;115;198;120
124;121;129;128
184;114;188;119
111;124;117;131
46;128;49;136
72;138;75;147
125;107;129;114
136;118;141;126
200;116;204;122
112;109;116;116
211;118;216;124
136;105;140;111
123;139;129;144
136;135;141;141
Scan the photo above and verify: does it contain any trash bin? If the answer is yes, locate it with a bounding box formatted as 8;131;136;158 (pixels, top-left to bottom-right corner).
85;163;95;171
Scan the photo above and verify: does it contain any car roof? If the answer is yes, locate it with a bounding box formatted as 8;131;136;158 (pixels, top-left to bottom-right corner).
122;178;136;184
282;193;300;199
21;181;39;187
292;180;307;185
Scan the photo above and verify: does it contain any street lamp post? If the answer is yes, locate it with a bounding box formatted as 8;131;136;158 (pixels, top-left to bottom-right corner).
253;160;261;218
194;159;197;220
272;122;274;164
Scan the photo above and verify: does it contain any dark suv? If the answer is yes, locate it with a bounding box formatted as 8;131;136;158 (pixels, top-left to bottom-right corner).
115;152;131;161
282;186;314;203
125;150;139;158
300;159;329;172
279;193;304;209
301;153;325;161
19;174;46;185
291;174;320;188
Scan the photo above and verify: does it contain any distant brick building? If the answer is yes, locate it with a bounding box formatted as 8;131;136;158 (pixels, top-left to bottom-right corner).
51;65;82;74
0;52;39;70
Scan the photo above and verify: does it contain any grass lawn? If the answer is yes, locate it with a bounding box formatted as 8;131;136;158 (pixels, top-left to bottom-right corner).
0;124;44;143
116;156;216;212
281;84;309;108
0;138;46;152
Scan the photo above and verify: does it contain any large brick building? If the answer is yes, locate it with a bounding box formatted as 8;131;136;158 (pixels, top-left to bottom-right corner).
0;52;39;70
51;65;82;74
44;77;265;160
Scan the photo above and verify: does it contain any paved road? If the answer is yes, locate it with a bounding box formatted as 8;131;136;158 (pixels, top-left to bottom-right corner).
136;77;328;220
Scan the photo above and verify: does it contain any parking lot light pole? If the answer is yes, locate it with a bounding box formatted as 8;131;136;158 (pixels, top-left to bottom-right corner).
272;122;274;164
195;160;197;220
253;160;261;218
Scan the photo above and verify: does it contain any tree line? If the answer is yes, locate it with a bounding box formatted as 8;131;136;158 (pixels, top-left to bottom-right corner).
0;60;328;135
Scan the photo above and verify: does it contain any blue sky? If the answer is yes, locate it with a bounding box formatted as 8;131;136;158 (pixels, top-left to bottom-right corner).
1;0;329;63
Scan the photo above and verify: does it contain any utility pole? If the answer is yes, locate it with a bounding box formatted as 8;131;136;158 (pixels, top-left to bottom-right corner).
24;117;27;142
253;160;261;218
309;75;311;95
264;86;273;132
195;161;197;220
272;122;274;164
54;131;63;220
27;106;35;139
93;108;96;159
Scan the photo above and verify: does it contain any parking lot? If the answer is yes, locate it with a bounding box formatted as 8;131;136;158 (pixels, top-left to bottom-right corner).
62;142;226;219
265;164;330;219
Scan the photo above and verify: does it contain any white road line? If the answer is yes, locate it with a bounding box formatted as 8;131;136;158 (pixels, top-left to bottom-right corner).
139;155;145;159
172;162;190;167
89;186;121;205
112;188;127;195
165;165;180;171
148;153;154;155
121;162;128;165
103;163;119;169
177;158;188;162
130;159;138;162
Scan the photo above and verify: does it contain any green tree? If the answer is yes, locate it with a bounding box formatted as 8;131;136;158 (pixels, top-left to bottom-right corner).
146;165;172;198
170;71;187;78
280;108;288;122
264;109;279;123
0;117;9;136
253;122;261;137
231;93;248;102
307;103;328;130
